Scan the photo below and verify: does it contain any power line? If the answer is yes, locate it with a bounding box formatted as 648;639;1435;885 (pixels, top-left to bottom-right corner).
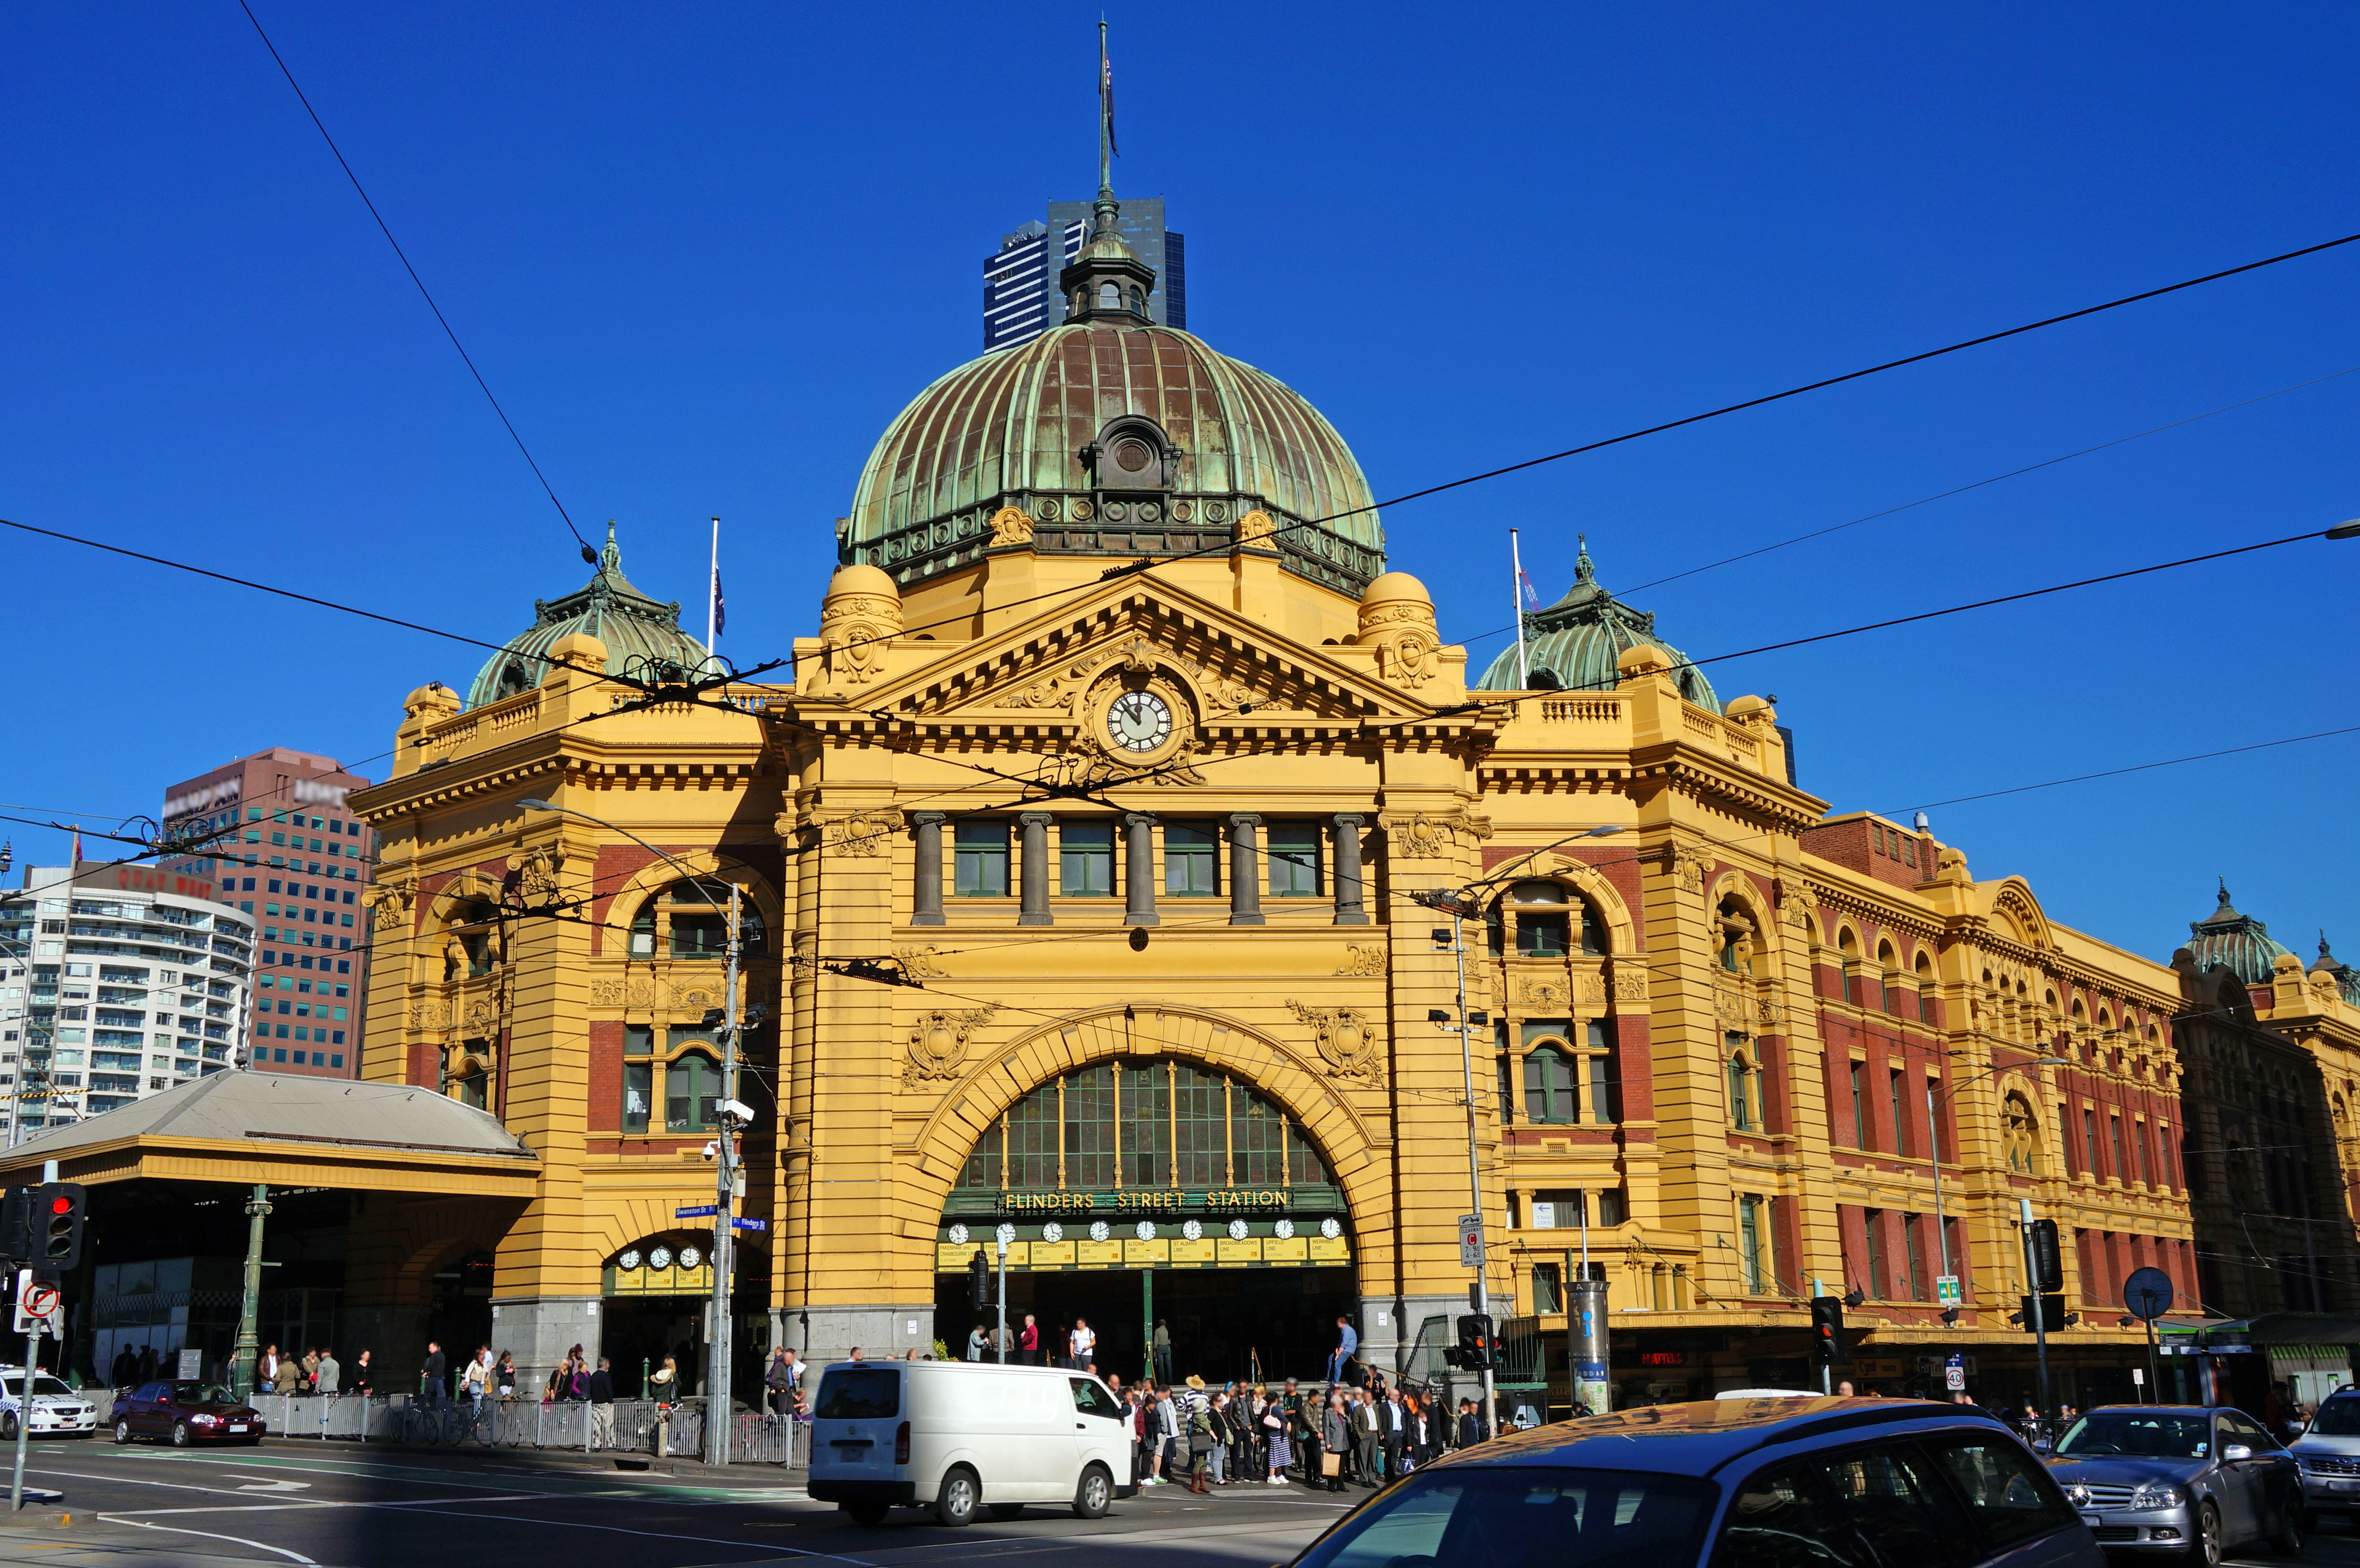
235;0;595;566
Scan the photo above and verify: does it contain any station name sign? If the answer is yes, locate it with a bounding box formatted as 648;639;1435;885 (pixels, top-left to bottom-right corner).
989;1188;1292;1217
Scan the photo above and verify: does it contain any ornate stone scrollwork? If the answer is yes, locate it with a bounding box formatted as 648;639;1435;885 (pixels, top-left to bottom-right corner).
1386;810;1494;860
365;879;417;927
815;812;897;857
1333;943;1388;978
817;565;903;689
1613;972;1649;1002
1286;1000;1380;1080
987;505;1036;548
1233;508;1276;546
515;844;564;905
900;1003;1002;1088
1519;979;1571;1013
894;944;950;979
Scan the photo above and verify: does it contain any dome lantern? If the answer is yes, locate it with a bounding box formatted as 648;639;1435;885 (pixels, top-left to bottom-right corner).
465;522;708;709
2183;879;2295;984
1474;537;1721;712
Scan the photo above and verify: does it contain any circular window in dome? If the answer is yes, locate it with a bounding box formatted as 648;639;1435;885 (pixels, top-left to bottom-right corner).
1114;437;1154;473
1138;502;1160;523
1172;501;1194;522
1205;501;1229;523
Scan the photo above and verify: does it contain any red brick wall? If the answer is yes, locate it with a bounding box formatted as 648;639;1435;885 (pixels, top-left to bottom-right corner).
588;1019;624;1133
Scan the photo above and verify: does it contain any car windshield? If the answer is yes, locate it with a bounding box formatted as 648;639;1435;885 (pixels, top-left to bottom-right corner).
1;1376;73;1398
2055;1412;2210;1459
1292;1466;1717;1568
2309;1401;2360;1436
814;1368;899;1420
168;1382;235;1405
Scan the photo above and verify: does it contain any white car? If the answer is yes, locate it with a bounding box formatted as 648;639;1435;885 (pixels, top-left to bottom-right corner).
0;1368;98;1439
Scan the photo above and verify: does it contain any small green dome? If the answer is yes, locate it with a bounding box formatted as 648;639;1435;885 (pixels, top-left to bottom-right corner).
1473;539;1721;712
842;319;1385;596
466;523;708;710
2184;882;2294;984
2310;933;2360;1006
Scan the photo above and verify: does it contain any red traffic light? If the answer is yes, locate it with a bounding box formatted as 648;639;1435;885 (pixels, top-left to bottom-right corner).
49;1198;70;1215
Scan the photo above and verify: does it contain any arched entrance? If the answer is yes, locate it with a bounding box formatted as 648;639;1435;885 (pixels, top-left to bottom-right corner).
931;1054;1357;1384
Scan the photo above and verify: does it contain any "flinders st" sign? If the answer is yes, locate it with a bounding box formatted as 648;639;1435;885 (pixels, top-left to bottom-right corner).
989;1188;1292;1217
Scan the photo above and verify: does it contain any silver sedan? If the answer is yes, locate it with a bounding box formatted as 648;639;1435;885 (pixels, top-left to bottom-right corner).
2041;1406;2301;1566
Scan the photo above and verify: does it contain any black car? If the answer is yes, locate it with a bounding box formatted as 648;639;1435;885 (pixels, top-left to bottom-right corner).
112;1380;266;1446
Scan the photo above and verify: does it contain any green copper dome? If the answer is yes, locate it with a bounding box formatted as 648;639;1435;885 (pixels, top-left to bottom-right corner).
1473;539;1721;712
842;318;1385;596
465;524;707;710
2184;882;2295;984
2310;934;2360;1006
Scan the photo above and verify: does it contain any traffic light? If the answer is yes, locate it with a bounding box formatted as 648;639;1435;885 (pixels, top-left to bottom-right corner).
2025;1220;2063;1293
37;1183;86;1271
0;1188;33;1265
967;1248;989;1311
1447;1313;1497;1371
1809;1295;1848;1365
2018;1293;2068;1333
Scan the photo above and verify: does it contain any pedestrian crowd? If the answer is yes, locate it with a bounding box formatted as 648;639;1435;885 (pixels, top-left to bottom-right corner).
1106;1369;1462;1494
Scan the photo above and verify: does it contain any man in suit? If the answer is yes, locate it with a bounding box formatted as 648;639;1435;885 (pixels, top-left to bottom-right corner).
1456;1398;1483;1448
587;1357;615;1447
1379;1386;1407;1479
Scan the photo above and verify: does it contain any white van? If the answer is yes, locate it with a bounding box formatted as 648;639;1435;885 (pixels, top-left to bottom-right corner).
807;1358;1136;1527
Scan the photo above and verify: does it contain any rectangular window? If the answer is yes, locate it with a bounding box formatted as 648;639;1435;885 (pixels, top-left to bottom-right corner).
1850;1060;1868;1149
1587;1029;1616;1125
1889;1069;1910;1157
1530;1261;1562;1314
1063;1065;1116;1187
953;821;1010;897
625;1025;652;1057
1863;1208;1889;1299
1120;1063;1170;1186
1596;1187;1627;1226
1738;1195;1768;1292
1495;1053;1515;1125
1728;1041;1752;1131
1163;822;1218;896
1059;821;1115;897
1523;1048;1577;1125
2110;1113;2127;1185
2084;1107;2100;1179
1266;821;1321;896
1904;1213;1928;1300
330;1054;344;1069
622;1061;651;1133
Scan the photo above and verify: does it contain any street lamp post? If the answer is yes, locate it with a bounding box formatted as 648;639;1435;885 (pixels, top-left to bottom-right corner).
516;798;750;1467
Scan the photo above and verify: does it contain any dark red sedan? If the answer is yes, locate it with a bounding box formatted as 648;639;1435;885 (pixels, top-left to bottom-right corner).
111;1381;266;1446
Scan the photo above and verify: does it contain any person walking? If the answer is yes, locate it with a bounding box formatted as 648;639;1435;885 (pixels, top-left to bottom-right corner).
1379;1386;1405;1480
1320;1394;1352;1493
587;1357;615;1448
420;1341;447;1407
1325;1315;1359;1386
1185;1389;1217;1494
1070;1316;1096;1373
1263;1387;1293;1482
765;1348;795;1414
258;1344;279;1394
1152;1319;1174;1386
462;1347;489;1413
1153;1382;1180;1486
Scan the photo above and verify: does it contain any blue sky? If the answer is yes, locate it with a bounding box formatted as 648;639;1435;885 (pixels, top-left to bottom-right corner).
5;2;2356;964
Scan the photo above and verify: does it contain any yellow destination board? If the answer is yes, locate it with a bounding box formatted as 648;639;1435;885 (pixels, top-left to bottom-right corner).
1217;1237;1263;1264
1123;1238;1170;1265
1077;1240;1123;1267
1264;1237;1309;1263
1169;1238;1217;1265
1030;1240;1076;1268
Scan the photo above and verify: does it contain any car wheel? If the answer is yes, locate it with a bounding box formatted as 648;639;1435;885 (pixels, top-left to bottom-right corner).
2189;1501;2223;1568
2271;1496;2304;1556
845;1501;890;1527
1072;1463;1113;1520
112;1418;131;1446
0;1413;17;1441
988;1503;1024;1520
170;1421;191;1448
934;1466;978;1527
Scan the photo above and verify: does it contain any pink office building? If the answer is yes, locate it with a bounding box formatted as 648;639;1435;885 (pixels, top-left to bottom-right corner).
160;747;375;1078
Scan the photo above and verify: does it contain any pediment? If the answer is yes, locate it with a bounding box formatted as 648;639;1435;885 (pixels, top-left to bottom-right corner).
865;582;1446;728
1982;878;2052;950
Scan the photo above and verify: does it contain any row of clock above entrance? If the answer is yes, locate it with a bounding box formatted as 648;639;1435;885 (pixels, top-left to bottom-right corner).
909;811;1373;927
944;1215;1348;1246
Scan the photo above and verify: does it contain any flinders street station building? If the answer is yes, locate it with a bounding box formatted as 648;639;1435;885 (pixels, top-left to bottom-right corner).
15;179;2360;1418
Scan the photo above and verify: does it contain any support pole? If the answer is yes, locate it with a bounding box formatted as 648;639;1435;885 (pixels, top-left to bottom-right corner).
996;1238;1008;1365
705;883;742;1467
10;1326;34;1509
234;1185;270;1401
1141;1268;1154;1386
1448;912;1497;1439
2020;1198;2053;1425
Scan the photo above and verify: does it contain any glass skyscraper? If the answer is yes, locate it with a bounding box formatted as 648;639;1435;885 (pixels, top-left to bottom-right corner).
982;196;1185;351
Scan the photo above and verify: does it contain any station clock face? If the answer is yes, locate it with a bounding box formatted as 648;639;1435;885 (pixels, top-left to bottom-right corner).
1273;1218;1295;1240
1181;1220;1203;1241
648;1246;673;1270
1041;1222;1064;1244
678;1244;702;1270
1136;1221;1157;1241
1228;1219;1250;1241
996;1222;1017;1245
1089;1220;1111;1243
618;1249;641;1270
946;1223;969;1246
1320;1218;1342;1240
1107;690;1173;752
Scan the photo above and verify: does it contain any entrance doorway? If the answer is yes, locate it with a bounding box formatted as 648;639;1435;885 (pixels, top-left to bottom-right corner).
935;1265;1356;1385
602;1297;704;1398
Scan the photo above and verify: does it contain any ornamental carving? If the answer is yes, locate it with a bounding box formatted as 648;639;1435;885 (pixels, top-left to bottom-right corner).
895;944;950;979
1386;810;1494;860
1357;600;1440;691
1287;999;1380;1080
815;812;897;857
366;879;416;926
901;1003;1001;1088
409;1001;449;1031
989;649;1115;711
1577;973;1608;1005
1614;971;1649;1003
1659;845;1707;894
817;585;902;688
988;506;1036;548
1233;509;1276;546
1519;979;1571;1013
515;845;564;905
1333;943;1388;978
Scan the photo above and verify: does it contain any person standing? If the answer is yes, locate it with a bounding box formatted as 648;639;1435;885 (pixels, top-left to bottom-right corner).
1018;1314;1040;1366
1070;1316;1096;1373
764;1348;793;1415
258;1344;278;1394
420;1341;446;1407
1153;1383;1180;1486
1379;1386;1405;1479
1325;1315;1359;1386
967;1323;989;1361
493;1350;515;1398
1321;1394;1352;1493
1152;1319;1173;1386
462;1347;489;1413
1456;1398;1482;1448
315;1347;341;1396
587;1357;615;1448
1264;1387;1293;1483
349;1348;373;1396
1353;1388;1382;1485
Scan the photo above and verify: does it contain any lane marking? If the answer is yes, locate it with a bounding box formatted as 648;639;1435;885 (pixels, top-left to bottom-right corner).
102;1518;318;1564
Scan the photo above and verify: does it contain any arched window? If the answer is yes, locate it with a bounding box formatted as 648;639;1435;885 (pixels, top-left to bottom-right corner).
445;899;501;979
956;1061;1328;1190
1837;928;1865;1006
494;660;535;701
1099;282;1120;310
1875;941;1899;1014
664;1049;720;1132
627;878;768;959
1718;898;1758;974
1915;953;1937;1023
1508;881;1570;956
1523;1044;1579;1125
455;1064;488;1109
1726;1037;1760;1132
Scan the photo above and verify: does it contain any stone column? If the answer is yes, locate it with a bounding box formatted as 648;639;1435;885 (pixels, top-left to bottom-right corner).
1332;813;1369;925
1019;812;1053;926
1228;813;1265;927
910;811;945;927
1123;813;1159;927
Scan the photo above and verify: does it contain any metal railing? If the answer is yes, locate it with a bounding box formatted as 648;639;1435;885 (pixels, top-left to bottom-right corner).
194;1394;810;1462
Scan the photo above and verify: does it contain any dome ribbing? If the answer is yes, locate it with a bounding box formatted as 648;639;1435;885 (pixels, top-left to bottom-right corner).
1473;539;1721;712
465;524;707;710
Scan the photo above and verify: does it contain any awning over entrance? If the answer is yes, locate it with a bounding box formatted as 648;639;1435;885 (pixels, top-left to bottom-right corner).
0;1070;538;1195
2160;1312;2360;1348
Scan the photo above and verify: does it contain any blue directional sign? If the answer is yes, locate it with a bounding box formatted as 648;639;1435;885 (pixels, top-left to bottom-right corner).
732;1217;767;1232
675;1204;718;1219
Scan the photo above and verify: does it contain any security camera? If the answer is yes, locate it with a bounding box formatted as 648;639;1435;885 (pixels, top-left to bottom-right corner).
701;1141;719;1161
719;1099;756;1126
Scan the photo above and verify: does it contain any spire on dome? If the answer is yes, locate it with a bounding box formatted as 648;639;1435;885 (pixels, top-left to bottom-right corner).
1059;21;1156;327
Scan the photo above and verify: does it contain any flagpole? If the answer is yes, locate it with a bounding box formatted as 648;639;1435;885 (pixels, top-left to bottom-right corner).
1511;528;1531;688
1098;20;1113;198
706;516;720;668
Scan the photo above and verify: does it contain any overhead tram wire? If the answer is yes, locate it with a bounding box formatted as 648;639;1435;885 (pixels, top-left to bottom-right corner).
810;224;2360;665
235;0;597;565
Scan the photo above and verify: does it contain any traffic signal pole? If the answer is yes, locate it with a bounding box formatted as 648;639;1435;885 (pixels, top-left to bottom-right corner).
1447;912;1497;1439
705;883;742;1468
2021;1198;2053;1421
